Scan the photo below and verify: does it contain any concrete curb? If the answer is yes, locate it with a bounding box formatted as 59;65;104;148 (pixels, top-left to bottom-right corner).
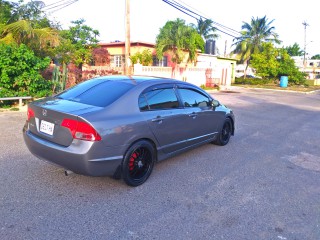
221;86;320;94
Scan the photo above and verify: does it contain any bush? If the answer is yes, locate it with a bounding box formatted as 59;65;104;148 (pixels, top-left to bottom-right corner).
0;44;52;97
235;77;272;85
200;84;219;90
251;43;306;85
130;49;153;66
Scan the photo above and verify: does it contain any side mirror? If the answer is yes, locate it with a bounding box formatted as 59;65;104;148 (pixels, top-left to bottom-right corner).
211;99;220;107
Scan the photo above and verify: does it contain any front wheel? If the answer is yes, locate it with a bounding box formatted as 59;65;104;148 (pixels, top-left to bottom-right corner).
122;140;155;187
214;118;232;146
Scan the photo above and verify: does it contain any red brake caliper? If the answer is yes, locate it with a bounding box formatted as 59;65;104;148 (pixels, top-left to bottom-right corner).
129;152;138;171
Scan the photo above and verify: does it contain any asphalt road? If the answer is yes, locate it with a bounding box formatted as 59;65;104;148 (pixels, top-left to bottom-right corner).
1;88;320;240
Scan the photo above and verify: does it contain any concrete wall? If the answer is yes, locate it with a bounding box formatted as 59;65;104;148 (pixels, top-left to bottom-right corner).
133;63;233;87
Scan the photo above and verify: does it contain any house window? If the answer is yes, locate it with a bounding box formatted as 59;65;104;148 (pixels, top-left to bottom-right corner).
114;55;122;67
153;56;168;67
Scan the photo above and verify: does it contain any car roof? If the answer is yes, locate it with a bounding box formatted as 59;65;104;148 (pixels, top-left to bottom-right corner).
93;75;185;86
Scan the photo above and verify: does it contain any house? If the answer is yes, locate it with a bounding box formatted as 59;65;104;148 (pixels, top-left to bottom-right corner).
96;41;171;68
292;56;320;85
196;54;237;86
84;41;237;87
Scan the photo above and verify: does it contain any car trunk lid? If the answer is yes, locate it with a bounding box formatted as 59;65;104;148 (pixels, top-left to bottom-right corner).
27;98;102;147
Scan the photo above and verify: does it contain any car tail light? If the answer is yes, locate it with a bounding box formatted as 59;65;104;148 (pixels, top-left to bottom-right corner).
61;119;102;141
27;107;35;121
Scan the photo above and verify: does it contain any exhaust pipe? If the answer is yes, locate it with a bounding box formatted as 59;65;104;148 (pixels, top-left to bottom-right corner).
64;170;73;176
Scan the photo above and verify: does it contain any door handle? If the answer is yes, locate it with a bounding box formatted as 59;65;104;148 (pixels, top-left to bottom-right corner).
188;112;197;118
152;117;164;123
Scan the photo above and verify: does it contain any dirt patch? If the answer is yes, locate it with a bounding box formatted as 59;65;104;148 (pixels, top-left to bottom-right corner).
287;152;320;172
220;91;241;93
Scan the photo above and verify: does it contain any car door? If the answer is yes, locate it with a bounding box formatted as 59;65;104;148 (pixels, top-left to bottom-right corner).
176;85;221;146
138;84;189;154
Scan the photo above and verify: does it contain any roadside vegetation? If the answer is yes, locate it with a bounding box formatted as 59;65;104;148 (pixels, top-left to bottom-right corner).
0;0;100;102
233;78;320;92
232;16;281;77
0;1;319;109
156;18;205;64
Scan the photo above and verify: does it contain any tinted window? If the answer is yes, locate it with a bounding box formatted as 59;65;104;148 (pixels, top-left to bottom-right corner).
179;88;210;108
138;95;149;111
57;78;104;100
139;88;179;110
57;80;134;107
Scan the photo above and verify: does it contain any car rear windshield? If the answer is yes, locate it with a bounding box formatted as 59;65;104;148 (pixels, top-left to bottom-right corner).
57;79;134;107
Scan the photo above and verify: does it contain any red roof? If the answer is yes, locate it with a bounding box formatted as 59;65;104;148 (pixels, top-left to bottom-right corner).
99;41;155;48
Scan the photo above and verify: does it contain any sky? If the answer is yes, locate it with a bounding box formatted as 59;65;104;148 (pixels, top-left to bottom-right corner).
20;0;320;57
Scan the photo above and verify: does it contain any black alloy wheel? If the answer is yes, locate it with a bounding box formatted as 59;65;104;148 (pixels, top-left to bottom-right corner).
122;140;155;186
214;118;232;146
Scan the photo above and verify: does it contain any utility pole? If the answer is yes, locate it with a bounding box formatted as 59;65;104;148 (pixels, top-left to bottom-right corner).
302;21;309;68
124;0;130;75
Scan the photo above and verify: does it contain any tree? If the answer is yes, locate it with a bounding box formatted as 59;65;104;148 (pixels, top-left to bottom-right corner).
0;0;60;56
130;49;153;66
55;19;100;67
52;19;100;85
232;16;281;76
190;18;219;41
284;43;303;56
251;42;305;84
0;43;52;97
250;42;279;79
92;47;110;66
277;48;305;84
311;54;320;60
156;18;204;65
0;0;14;24
0;20;59;48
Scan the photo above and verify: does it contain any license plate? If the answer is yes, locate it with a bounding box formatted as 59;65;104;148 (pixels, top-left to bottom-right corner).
40;120;55;135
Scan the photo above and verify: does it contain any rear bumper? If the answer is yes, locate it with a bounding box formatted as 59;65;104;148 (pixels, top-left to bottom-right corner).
23;126;126;177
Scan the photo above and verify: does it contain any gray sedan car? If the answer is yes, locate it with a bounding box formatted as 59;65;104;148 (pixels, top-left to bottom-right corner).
23;76;235;186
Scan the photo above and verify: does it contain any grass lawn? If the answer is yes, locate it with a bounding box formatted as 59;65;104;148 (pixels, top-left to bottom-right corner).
232;82;320;93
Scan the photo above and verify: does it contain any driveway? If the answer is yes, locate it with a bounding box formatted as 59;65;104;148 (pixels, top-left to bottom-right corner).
1;88;320;240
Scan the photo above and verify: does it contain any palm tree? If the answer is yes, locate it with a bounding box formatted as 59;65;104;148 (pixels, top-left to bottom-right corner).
0;0;14;24
232;16;281;76
0;20;59;47
156;18;204;65
0;1;60;53
191;18;219;41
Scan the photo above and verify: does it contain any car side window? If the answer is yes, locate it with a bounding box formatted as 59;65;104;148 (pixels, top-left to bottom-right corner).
178;88;211;108
138;95;149;111
139;88;179;111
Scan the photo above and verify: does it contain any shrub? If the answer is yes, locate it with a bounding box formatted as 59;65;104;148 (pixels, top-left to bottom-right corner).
235;77;272;85
0;44;52;97
130;49;153;66
251;43;306;85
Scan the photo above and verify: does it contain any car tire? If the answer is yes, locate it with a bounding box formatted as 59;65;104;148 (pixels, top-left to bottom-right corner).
214;118;232;146
122;140;155;187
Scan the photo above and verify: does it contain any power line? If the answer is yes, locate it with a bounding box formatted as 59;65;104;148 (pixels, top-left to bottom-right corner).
49;1;78;13
175;0;240;35
173;0;241;36
162;0;198;20
162;0;241;38
42;0;69;8
42;0;79;13
44;0;78;11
